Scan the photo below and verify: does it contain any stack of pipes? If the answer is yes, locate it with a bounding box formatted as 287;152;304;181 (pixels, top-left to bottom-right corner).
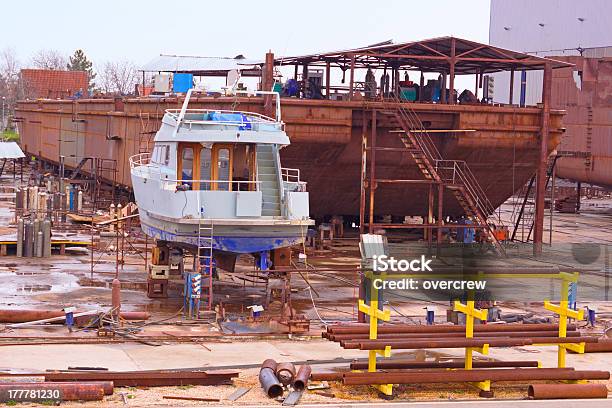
16;216;51;258
15;181;83;226
323;322;599;350
14;179;83;258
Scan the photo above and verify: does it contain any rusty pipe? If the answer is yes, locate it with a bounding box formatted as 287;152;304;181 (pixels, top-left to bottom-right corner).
261;359;278;372
528;383;608;399
0;309;149;323
259;368;283;398
343;368;610;386
293;365;312;391
311;372;344;382
343;338;534;350
275;362;296;386
583;339;612;353
49;381;114;395
315;367;576;382
327;323;575;335
350;360;540;370
327;331;581;341
0;383;105;401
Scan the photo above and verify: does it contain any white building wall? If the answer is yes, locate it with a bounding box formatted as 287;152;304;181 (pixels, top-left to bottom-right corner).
489;0;612;105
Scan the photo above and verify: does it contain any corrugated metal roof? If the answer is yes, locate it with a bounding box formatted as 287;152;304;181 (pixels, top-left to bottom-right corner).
141;55;261;73
0;142;25;159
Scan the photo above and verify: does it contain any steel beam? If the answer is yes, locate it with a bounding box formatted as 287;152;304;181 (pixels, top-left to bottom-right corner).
533;63;552;256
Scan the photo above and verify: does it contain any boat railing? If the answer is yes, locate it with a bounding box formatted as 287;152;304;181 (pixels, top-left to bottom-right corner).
169;89;284;137
130;154;261;191
281;167;307;192
163;179;261;192
164;108;282;128
129;152;151;169
281;167;301;183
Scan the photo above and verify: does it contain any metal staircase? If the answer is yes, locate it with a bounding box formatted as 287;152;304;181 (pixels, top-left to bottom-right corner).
389;98;505;255
256;144;282;216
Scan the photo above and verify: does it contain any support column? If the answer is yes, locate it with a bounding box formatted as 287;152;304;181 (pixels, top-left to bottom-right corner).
368;109;377;233
549;160;556;244
419;71;424;102
262;51;275;117
440;72;447;103
475;71;479;99
349;54;356;101
437;183;444;243
325;61;331;98
302;64;309;98
427;185;434;245
509;68;515;105
448;38;456;105
359;110;368;235
533;63;552;256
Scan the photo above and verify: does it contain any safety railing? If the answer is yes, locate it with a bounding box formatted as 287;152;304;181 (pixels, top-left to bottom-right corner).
390;96;501;223
434;160;496;219
129;152;151;168
169;89;284;138
164;108;281;127
130;153;261;191
166;179;261;192
281;167;301;183
281;167;307;192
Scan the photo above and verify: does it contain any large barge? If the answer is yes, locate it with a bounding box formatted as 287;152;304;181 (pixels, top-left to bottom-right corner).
15;37;569;250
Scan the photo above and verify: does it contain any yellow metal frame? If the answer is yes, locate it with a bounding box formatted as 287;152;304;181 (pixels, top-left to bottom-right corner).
356;269;585;397
542;272;585;368
357;272;393;396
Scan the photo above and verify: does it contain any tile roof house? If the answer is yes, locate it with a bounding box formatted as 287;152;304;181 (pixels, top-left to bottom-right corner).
20;69;88;99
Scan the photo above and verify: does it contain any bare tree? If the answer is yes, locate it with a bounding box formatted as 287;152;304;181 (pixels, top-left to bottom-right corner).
0;48;21;129
31;49;67;70
1;48;20;80
97;60;138;95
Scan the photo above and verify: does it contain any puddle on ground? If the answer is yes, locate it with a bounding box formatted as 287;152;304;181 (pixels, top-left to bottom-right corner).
0;271;80;296
17;284;52;293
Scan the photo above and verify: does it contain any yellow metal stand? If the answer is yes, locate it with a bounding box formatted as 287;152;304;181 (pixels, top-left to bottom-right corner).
543;272;585;368
454;299;491;393
353;267;586;397
358;272;393;396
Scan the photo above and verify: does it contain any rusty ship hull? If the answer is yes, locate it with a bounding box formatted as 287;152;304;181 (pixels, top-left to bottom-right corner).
15;97;563;219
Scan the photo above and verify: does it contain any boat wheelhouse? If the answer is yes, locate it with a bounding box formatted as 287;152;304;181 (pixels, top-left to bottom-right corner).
129;90;313;256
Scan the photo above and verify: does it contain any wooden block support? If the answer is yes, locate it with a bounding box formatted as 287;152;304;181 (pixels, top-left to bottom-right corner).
272;247;291;269
152;246;170;266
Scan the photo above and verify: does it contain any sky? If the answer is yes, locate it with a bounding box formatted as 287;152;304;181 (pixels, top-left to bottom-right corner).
1;0;491;68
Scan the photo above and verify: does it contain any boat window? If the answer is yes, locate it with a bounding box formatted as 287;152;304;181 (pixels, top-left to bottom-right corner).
216;148;231;191
200;147;211;190
181;147;194;181
152;145;170;165
162;145;170;165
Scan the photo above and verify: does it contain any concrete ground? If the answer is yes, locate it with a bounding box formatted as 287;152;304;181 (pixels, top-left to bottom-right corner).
0;166;611;406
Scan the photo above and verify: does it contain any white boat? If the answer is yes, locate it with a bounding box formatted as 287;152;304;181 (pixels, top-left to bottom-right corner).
129;90;313;260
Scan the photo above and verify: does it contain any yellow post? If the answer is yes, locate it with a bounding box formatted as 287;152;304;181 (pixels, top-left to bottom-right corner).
543;272;584;368
358;272;392;396
454;299;490;392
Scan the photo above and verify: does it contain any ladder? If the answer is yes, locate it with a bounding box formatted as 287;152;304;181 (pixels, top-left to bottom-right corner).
388;96;505;255
197;221;214;312
184;208;214;318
